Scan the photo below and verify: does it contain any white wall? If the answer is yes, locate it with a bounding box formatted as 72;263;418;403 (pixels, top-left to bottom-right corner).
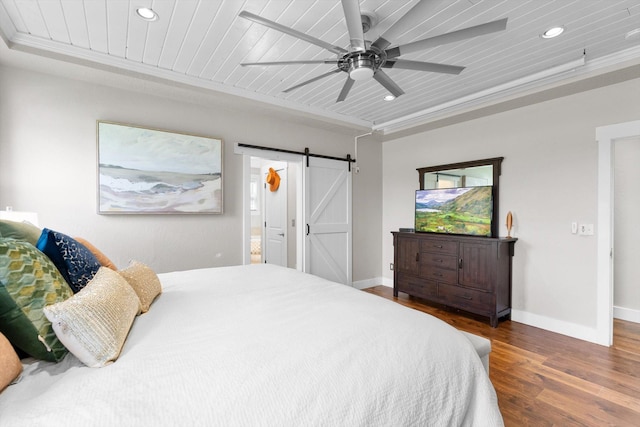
0;62;382;282
382;77;640;335
352;135;383;288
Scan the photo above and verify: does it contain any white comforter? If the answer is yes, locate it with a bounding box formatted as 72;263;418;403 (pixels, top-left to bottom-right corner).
0;264;503;426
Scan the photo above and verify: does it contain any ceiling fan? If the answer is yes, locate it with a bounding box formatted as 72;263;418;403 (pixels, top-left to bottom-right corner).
239;0;507;102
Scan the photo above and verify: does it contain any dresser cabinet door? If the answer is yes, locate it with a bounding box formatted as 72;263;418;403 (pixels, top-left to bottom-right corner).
396;236;420;276
459;241;495;291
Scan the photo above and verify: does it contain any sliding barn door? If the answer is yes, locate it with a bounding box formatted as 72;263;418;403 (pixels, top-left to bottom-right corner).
304;157;352;286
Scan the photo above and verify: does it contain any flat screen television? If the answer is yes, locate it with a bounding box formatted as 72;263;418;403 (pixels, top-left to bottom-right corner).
415;186;493;237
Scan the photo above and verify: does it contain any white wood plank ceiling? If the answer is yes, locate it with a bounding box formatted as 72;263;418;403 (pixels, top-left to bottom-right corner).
1;1;639;133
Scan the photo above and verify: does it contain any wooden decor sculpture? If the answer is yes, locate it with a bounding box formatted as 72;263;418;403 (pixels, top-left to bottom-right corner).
506;211;513;238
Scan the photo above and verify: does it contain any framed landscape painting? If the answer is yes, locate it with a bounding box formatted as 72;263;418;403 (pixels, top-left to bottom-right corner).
97;121;223;214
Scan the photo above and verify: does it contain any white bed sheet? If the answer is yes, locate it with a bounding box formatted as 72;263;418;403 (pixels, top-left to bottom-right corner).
0;264;503;426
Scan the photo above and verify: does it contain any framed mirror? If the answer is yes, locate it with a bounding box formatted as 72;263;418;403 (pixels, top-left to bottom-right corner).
417;157;503;237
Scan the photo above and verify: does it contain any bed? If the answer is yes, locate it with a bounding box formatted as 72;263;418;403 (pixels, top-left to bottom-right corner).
0;263;503;426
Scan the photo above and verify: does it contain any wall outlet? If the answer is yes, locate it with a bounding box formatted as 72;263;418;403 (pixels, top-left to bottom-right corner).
390;263;394;271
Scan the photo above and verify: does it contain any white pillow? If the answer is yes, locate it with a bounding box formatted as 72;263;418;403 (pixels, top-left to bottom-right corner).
44;267;141;368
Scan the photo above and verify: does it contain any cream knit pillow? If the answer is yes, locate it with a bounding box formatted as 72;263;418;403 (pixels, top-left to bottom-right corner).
118;260;162;313
44;267;141;368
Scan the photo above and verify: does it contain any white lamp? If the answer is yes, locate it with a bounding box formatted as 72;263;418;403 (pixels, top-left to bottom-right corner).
0;207;39;226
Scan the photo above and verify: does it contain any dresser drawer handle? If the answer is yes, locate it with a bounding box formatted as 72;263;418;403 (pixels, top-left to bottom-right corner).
435;259;443;263
461;295;473;300
433;272;443;277
433;245;443;249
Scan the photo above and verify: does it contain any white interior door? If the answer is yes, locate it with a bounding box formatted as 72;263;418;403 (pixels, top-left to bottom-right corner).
304;157;352;285
263;163;287;267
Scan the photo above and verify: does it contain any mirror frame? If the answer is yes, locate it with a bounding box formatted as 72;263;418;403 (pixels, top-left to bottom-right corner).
417;157;503;238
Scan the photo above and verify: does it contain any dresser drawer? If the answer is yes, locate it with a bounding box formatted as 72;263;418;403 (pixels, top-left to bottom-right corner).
396;273;437;299
420;253;458;270
438;283;493;313
420;239;458;255
420;265;458;284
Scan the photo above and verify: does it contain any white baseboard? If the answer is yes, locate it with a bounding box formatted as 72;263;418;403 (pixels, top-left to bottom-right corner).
614;305;640;323
355;279;627;345
351;277;393;290
511;309;603;345
351;277;382;290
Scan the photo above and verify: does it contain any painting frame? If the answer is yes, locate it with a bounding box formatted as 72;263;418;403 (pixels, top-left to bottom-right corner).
97;121;223;215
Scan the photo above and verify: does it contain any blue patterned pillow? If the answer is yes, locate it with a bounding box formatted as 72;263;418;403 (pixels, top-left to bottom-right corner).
36;229;101;293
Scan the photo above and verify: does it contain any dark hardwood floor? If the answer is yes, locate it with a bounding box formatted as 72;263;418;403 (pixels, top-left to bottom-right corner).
363;286;640;426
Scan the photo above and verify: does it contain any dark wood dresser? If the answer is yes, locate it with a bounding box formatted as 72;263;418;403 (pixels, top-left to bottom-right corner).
392;231;517;327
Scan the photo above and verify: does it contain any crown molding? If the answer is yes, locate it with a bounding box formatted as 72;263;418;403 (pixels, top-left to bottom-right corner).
373;45;640;135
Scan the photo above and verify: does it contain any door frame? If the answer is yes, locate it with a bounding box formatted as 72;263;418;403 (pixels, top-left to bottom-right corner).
237;145;304;271
596;119;640;346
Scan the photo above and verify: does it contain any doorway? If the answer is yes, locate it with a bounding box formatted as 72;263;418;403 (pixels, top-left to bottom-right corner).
249;157;297;268
596;120;640;346
613;138;640;321
237;143;353;286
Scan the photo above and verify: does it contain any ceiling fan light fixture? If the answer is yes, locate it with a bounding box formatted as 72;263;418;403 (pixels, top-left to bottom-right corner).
136;7;158;22
349;66;374;81
541;26;564;39
348;56;374;81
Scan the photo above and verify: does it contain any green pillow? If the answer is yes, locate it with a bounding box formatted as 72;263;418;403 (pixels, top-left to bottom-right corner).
0;220;41;246
0;238;73;361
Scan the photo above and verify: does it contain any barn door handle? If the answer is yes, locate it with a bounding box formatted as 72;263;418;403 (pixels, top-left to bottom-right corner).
459;258;463;268
278;233;285;237
306;224;310;236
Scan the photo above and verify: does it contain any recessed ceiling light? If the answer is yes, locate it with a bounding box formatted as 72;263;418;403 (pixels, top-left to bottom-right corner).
383;95;395;102
136;7;158;22
541;26;564;39
625;28;640;40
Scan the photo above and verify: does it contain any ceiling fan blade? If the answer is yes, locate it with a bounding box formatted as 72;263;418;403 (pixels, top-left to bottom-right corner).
371;0;447;51
283;69;343;93
386;18;508;58
336;77;355;102
373;70;404;98
239;11;347;55
242;59;338;66
383;59;464;75
340;0;366;52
